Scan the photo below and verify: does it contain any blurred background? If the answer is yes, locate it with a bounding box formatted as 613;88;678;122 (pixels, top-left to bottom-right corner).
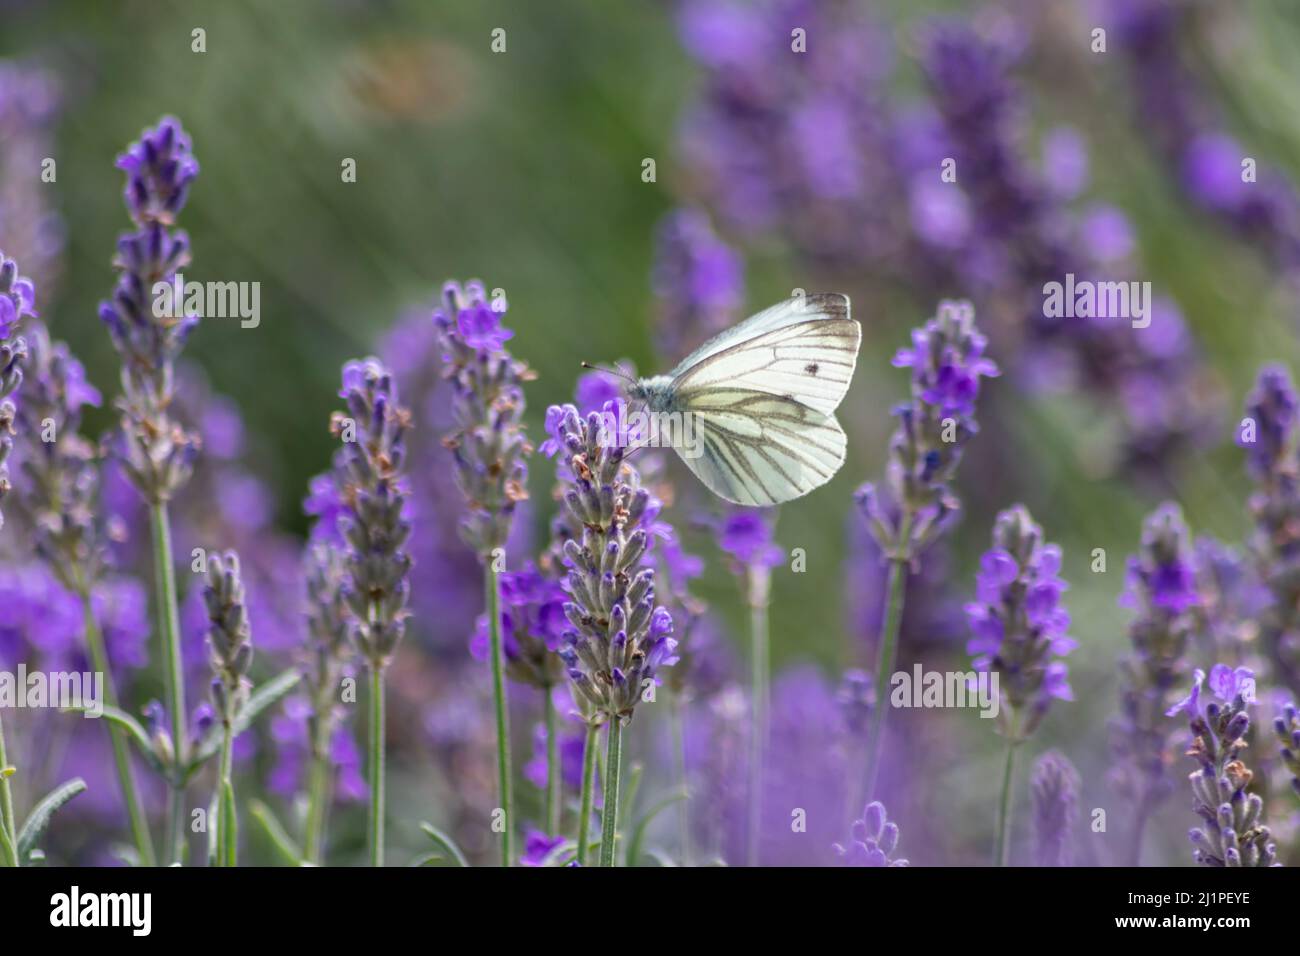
2;0;1300;866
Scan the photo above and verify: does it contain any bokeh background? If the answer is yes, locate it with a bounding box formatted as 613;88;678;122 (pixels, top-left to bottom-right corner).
2;0;1300;866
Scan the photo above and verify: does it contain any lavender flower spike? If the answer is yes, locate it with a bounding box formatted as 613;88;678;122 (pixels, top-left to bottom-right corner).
966;505;1075;738
1109;502;1199;864
1274;702;1300;800
0;249;36;528
203;549;254;867
1168;665;1278;866
1241;366;1300;693
330;357;412;867
1031;751;1080;867
544;402;676;865
857;299;998;562
834;801;909;867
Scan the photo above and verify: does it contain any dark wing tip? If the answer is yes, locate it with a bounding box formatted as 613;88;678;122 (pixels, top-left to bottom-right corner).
806;292;850;321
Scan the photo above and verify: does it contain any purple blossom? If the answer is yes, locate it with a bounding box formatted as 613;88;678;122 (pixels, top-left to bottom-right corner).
1169;663;1277;866
519;829;567;867
715;510;784;569
965;505;1073;736
833;800;908;867
469;562;566;688
1031;750;1079;867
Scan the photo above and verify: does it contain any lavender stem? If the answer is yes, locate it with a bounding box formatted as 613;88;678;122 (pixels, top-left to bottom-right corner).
544;689;560;837
576;723;597;866
863;517;911;801
0;713;17;866
599;720;623;867
746;564;770;867
367;663;385;867
994;734;1023;867
303;736;332;864
150;502;187;865
216;727;236;867
484;562;513;866
77;585;155;866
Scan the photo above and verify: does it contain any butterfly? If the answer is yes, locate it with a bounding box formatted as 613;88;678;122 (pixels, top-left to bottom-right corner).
621;293;860;507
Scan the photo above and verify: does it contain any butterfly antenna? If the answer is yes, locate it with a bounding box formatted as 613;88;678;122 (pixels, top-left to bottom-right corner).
580;361;636;384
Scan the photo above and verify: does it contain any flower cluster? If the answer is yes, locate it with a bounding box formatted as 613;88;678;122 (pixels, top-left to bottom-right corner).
330;358;413;669
434;280;532;560
14;322;107;592
204;550;254;725
1240;366;1300;693
1275;701;1300;800
857;300;998;561
1110;503;1200;822
0;251;35;528
1031;750;1079;867
470;564;567;689
544;403;676;725
965;505;1074;737
301;542;354;758
833;801;908;867
98;117;201;503
1167;665;1278;867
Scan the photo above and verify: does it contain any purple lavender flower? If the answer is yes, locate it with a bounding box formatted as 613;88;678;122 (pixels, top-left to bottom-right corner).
329;357;413;667
544;403;676;724
858;301;998;562
833;800;908;867
98;117;201;504
1168;665;1278;867
469;563;566;689
1191;536;1268;665
651;207;744;359
1240;366;1300;693
715;509;784;570
1031;750;1079;867
203;550;254;725
966;505;1074;737
1274;701;1300;800
433;280;532;560
1110;503;1200;860
0;250;35;528
519;829;568;867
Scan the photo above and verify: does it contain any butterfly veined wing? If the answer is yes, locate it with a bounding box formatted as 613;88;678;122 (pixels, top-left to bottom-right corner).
675;389;848;506
669;293;860;417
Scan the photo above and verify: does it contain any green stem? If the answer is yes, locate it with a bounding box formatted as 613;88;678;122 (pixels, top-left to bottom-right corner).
217;724;236;867
0;711;18;866
303;734;333;865
599;719;623;867
862;551;909;801
994;736;1022;867
544;687;560;836
484;562;513;866
367;663;385;867
79;586;156;866
670;690;691;866
576;723;597;866
149;503;187;866
746;564;770;868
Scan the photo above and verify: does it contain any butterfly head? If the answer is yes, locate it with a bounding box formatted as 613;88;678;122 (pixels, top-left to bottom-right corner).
626;375;677;413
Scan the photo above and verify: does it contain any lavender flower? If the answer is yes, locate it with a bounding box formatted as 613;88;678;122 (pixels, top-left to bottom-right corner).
1109;503;1199;859
1240;366;1300;693
1275;702;1300;800
470;563;567;689
0;250;36;528
98;117;201;504
833;801;908;867
1167;665;1278;867
433;280;532;559
1031;750;1079;867
330;358;413;668
857;300;998;562
204;550;254;726
966;505;1074;736
545;404;676;724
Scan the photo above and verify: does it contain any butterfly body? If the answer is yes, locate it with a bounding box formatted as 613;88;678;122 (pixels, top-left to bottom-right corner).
625;293;860;507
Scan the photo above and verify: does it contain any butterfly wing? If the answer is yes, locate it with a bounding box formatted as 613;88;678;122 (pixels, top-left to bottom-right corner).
675;389;848;506
670;293;860;417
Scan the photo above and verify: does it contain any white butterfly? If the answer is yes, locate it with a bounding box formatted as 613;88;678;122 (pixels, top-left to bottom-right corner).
625;293;860;507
